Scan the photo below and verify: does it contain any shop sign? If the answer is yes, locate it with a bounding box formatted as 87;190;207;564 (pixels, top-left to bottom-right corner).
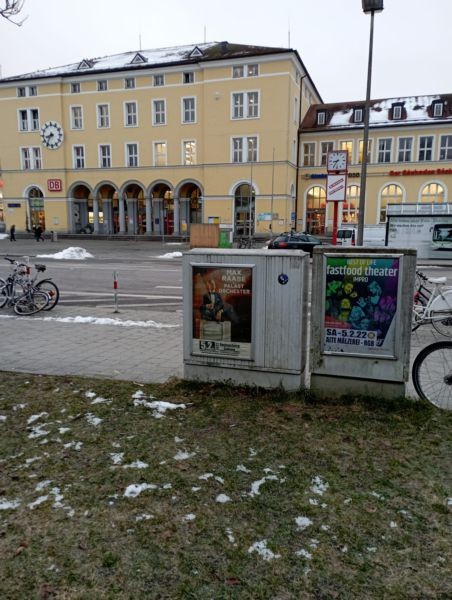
192;265;253;359
323;255;400;357
47;179;62;192
389;168;452;177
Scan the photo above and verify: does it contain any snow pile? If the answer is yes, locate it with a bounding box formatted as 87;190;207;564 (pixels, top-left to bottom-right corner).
37;247;94;260
158;252;183;259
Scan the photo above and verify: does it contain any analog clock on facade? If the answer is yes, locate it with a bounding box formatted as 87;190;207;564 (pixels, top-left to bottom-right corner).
327;150;348;172
40;120;64;149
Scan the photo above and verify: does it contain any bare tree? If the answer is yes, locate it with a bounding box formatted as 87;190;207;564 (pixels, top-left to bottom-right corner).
0;0;27;26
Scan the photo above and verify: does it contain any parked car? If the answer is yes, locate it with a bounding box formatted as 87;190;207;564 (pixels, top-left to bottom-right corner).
267;232;322;256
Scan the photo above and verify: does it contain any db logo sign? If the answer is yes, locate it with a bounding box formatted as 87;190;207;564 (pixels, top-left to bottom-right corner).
47;179;62;192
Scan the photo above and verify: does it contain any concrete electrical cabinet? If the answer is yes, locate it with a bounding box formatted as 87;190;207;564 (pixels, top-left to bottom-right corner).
310;247;417;398
183;248;309;390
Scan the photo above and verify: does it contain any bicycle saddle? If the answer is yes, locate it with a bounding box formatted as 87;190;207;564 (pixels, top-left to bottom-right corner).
34;264;47;272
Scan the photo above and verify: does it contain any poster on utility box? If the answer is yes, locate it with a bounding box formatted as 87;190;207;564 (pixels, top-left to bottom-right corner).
323;256;400;357
192;265;253;359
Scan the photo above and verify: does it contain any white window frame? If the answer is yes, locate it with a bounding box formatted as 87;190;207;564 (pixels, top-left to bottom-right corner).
320;141;334;166
153;141;167;166
232;65;244;78
97;103;110;128
393;105;403;120
97;79;108;91
20;147;42;170
439;135;452;161
397;136;413;162
182;140;196;165
418;135;434;161
124;77;135;89
303;142;316;167
232;64;258;78
153;74;164;87
70;82;80;94
377;137;393;163
433;102;444;117
18;108;39;132
152;99;166;126
99;144;112;168
17;87;26;97
231;91;260;119
124;101;138;127
73;145;85;169
316;111;326;126
28;86;37;96
231;136;258;163
70;105;83;130
354;108;363;123
182;97;196;123
359;139;372;164
183;71;194;84
340;140;353;164
125;143;139;167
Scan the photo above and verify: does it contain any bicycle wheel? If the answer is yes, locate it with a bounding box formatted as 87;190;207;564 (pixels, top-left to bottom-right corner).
412;341;452;409
35;280;60;310
0;278;8;309
430;291;452;337
13;290;49;316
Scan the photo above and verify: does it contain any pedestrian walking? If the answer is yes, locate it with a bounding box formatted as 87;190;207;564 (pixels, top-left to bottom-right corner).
35;225;45;242
9;224;16;242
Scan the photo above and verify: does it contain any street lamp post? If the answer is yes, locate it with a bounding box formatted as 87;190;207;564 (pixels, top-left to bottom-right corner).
357;0;384;246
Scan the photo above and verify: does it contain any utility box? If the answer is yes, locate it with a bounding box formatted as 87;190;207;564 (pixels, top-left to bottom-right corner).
183;248;310;390
310;247;417;398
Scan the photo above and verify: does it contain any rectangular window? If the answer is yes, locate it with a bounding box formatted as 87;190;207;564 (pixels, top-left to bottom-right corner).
433;102;444;117
358;139;372;163
17;87;26;97
19;109;28;131
233;65;244;78
73;146;85;169
303;142;316;167
28;86;37;96
71;82;80;93
247;64;259;76
294;97;299;123
71;106;83;129
247;91;259;118
398;137;412;162
183;72;194;84
246;136;258;162
321;141;333;166
418;136;433;161
377;138;392;163
340;141;353;162
232;93;244;119
125;101;137;127
97;80;108;91
125;77;135;89
354;108;363;123
153;74;164;86
232;91;260;119
439;135;452;160
231;137;258;163
393;105;403;119
21;147;41;169
183;140;196;165
182;97;196;123
126;143;138;167
232;137;243;163
154;142;167;166
317;111;326;125
99;144;111;168
153;100;166;125
97;104;110;128
18;108;39;131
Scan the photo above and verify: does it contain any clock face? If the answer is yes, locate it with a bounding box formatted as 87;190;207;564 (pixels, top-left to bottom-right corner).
40;120;64;149
327;151;348;172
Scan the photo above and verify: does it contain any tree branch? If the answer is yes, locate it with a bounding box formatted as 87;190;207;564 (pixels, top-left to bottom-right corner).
1;0;27;26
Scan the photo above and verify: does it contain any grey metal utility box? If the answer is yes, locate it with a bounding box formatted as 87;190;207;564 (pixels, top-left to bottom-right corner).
183;248;310;390
310;247;417;398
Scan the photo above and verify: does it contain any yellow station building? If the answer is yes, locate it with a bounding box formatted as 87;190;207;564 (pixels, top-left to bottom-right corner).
0;41;451;238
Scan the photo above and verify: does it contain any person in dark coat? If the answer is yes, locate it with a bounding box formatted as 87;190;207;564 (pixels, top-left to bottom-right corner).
9;224;16;241
35;225;45;242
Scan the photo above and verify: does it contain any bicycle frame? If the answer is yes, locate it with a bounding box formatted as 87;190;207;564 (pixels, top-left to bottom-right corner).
412;276;452;333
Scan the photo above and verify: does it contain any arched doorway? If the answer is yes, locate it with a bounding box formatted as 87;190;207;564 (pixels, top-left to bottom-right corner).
122;183;145;234
27;187;45;232
96;183;118;234
178;181;203;234
70;184;92;233
150;183;173;235
234;183;255;236
306;186;326;235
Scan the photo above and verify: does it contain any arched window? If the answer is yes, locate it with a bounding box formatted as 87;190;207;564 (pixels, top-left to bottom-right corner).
379;184;403;223
306;186;326;235
234;183;255;236
28;187;45;230
421;182;445;203
342;185;360;224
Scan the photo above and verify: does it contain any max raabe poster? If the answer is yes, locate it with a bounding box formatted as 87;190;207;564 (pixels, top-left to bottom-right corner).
192;265;252;359
324;256;400;356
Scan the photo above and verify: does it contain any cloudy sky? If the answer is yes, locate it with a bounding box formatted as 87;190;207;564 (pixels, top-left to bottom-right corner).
0;0;451;102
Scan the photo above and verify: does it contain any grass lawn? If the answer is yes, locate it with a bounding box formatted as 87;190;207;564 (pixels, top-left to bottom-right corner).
0;372;450;599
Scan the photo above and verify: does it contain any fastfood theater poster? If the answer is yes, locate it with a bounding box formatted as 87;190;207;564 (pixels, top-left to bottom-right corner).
192;265;253;359
323;256;400;357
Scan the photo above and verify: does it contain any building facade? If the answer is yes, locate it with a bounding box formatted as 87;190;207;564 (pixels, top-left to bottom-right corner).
0;42;321;237
298;96;452;235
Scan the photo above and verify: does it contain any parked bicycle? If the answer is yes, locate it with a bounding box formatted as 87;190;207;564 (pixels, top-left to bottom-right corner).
2;256;59;311
412;270;452;337
412;341;452;410
238;236;255;249
0;258;50;315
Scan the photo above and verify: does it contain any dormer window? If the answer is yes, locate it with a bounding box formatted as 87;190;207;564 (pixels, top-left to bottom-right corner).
189;46;204;58
353;108;363;123
78;59;93;70
433;101;444;117
316;110;326;126
392;103;404;120
130;52;147;64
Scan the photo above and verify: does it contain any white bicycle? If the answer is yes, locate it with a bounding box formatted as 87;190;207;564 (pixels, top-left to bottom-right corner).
412;271;452;337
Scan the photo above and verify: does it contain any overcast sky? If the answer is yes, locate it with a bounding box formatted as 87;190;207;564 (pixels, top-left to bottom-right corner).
1;0;450;102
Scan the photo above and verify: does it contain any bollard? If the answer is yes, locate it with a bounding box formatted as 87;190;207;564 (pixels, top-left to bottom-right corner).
113;271;119;313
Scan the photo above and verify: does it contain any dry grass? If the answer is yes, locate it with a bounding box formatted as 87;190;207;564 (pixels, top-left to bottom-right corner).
0;372;450;599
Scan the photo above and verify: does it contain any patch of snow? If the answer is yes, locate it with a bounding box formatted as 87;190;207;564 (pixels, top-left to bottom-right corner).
236;464;251;473
28;424;49;439
191;486;201;492
295;548;312;559
13;404;27;410
58;427;71;434
28;495;49;509
63;441;83;451
0;415;6;422
123;460;149;469
389;521;398;528
216;494;231;503
249;474;278;497
124;483;157;498
173;450;196;461
110;453;124;465
226;528;236;544
158;252;183;259
0;498;21;510
311;476;329;496
135;513;153;521
91;397;111;405
134;398;186;418
27;412;49;424
85;413;102;426
248;540;281;561
85;391;96;399
295;516;313;531
183;513;196;521
39;315;179;329
35;480;52;491
36;247;94;260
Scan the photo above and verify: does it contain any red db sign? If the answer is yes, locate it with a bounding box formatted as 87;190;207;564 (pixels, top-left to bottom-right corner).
47;179;62;192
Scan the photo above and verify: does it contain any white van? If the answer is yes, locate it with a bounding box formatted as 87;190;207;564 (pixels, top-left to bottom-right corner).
336;228;356;246
336;225;386;247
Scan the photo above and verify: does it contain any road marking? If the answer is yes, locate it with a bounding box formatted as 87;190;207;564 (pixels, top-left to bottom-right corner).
59;291;182;299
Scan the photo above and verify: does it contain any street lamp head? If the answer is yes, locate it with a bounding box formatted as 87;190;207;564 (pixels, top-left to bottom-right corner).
362;0;384;13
